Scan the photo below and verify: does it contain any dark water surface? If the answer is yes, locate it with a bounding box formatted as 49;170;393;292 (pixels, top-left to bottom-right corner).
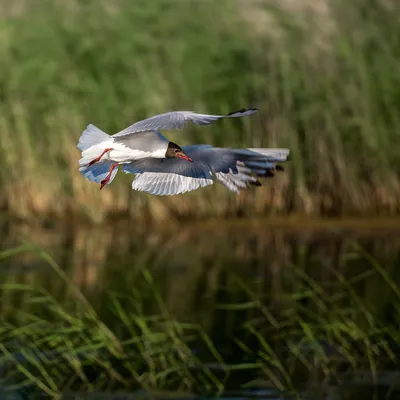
0;218;400;399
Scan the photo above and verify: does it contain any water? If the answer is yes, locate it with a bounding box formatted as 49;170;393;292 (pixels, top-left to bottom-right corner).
0;217;400;399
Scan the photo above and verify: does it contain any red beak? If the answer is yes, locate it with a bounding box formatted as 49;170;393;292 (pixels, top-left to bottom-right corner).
178;153;193;162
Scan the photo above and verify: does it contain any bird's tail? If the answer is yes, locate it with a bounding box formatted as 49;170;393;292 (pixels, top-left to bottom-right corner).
77;124;110;152
77;124;118;186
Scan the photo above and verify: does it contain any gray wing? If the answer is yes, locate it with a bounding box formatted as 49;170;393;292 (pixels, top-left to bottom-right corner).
113;108;258;138
122;145;290;196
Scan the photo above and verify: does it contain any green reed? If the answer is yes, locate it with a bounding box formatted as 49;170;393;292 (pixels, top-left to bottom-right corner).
0;245;223;396
0;238;399;396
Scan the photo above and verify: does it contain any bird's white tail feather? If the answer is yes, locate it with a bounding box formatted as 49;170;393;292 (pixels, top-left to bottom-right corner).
77;124;110;152
79;163;118;185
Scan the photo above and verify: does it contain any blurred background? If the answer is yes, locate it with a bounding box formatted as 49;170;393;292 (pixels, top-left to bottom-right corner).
1;0;400;221
0;0;400;398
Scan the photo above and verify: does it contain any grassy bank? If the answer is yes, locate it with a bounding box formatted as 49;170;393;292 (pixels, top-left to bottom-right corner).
0;0;400;222
0;237;400;396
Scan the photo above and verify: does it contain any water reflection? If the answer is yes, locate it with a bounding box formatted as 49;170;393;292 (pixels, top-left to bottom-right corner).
0;218;400;398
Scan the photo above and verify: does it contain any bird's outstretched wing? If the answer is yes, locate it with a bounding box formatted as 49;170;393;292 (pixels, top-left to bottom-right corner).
122;145;290;196
112;108;258;138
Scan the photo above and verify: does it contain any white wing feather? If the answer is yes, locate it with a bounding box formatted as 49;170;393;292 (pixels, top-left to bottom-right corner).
131;172;214;195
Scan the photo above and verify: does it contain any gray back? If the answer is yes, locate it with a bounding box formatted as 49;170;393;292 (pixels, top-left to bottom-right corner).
113;130;169;153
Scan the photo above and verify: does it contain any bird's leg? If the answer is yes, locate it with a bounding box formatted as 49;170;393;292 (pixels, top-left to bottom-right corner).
100;163;119;190
88;148;113;167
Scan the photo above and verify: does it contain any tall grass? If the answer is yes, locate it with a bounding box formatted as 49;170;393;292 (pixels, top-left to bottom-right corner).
0;0;400;222
0;229;400;396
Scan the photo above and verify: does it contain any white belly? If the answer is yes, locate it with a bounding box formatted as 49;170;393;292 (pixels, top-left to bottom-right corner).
79;140;166;167
106;142;162;163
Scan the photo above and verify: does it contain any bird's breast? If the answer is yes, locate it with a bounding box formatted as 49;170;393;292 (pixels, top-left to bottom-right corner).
106;142;166;163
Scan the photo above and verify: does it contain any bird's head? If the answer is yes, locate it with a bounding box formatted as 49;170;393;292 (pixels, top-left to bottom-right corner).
166;142;193;162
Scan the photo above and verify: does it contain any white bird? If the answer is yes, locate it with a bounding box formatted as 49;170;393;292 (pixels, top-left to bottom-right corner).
77;108;290;195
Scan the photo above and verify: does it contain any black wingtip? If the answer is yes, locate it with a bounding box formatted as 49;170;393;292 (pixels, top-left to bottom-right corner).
226;107;259;116
250;180;262;187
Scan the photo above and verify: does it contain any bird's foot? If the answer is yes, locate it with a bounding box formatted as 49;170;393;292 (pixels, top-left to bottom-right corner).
88;148;113;166
99;163;119;190
100;179;108;190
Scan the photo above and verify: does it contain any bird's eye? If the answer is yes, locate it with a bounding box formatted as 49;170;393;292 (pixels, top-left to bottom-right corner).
174;149;179;153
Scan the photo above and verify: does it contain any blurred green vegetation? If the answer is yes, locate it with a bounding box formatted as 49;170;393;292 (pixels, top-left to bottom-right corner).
0;0;400;221
0;226;400;396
